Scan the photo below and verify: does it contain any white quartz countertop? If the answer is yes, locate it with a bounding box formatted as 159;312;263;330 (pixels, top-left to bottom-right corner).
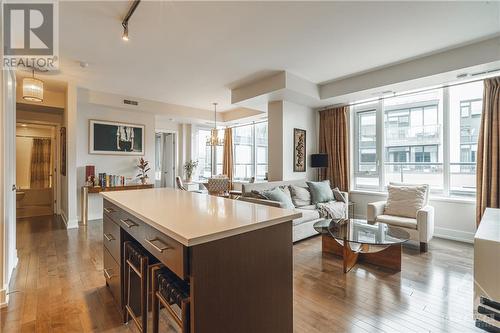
101;188;301;246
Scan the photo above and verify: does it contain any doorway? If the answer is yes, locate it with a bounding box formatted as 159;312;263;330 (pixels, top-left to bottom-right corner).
16;123;57;218
155;132;176;188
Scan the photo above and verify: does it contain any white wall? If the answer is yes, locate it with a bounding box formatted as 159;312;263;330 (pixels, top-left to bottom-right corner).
268;100;318;181
76;100;155;221
350;191;476;243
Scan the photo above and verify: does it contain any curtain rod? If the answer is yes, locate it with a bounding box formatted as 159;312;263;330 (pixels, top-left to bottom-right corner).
319;75;494;111
16;135;52;139
227;119;267;129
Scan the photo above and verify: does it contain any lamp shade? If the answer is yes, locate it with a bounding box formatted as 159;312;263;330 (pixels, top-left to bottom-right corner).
311;154;328;168
22;77;44;102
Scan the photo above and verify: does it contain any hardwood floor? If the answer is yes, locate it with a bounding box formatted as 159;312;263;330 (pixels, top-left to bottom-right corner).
1;216;480;332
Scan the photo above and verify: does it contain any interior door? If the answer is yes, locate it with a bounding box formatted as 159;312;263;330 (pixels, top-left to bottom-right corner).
3;69;17;283
163;133;175;188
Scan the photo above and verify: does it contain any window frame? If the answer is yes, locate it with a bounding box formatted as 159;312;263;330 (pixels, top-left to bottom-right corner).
351;85;483;198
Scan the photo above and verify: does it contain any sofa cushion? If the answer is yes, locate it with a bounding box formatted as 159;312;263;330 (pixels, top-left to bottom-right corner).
297;204;316;210
376;214;417;229
261;187;294;209
306;180;334;204
289;185;311;207
292;208;320;226
384;184;427;218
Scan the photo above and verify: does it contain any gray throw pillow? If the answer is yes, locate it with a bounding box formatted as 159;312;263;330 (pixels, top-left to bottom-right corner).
261;187;295;209
332;187;346;203
289;185;311;207
306;180;334;204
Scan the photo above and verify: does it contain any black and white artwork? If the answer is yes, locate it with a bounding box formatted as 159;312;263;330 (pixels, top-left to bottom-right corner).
89;120;145;155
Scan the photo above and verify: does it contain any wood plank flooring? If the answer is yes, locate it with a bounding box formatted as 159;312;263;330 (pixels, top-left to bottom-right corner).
1;215;481;332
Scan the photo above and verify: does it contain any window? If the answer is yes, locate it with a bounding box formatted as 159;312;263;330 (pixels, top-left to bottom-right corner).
353;105;379;189
255;122;268;180
352;80;483;197
197;129;213;179
233;122;268;181
233;125;254;180
196;122;268;181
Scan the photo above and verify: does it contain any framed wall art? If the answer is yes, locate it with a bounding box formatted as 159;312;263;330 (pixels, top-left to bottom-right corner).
293;128;306;172
89;119;145;155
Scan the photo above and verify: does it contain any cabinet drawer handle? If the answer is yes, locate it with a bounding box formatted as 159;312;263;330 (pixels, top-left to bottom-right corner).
104;233;115;242
145;238;170;253
104;207;115;214
120;219;138;228
103;268;114;280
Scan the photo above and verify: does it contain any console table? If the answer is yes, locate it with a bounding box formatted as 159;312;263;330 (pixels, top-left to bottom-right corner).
474;208;500;331
80;184;153;225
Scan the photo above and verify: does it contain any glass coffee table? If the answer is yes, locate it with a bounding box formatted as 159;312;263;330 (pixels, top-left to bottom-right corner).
314;218;410;273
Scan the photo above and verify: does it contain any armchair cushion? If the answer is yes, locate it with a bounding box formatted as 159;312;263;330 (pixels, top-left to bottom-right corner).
376;214;417;229
367;201;386;222
384;184;427;218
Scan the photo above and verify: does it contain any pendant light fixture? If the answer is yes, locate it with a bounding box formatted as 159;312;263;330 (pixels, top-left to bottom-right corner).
206;102;224;146
22;69;44;103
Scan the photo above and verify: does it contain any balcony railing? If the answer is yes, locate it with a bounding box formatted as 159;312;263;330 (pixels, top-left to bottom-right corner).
385;125;441;146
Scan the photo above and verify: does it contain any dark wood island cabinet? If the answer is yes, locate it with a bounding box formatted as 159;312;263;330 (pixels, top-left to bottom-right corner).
101;188;300;333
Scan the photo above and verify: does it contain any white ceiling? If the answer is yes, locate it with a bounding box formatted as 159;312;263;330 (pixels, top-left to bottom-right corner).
54;1;500;111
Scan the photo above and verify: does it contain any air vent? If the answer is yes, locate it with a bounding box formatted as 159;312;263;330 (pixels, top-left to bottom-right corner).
123;99;138;106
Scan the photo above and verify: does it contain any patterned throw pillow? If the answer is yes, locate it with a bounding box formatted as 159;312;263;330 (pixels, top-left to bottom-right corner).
289;185;311;207
332;187;346;203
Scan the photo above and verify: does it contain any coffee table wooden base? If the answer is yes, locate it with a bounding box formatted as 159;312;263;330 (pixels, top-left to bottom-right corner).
322;234;402;273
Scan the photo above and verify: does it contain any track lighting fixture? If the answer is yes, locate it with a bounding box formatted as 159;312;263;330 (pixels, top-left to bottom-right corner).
122;23;129;41
121;0;140;41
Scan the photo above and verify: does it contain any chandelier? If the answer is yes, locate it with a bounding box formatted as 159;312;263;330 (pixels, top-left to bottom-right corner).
206;102;224;146
22;69;44;103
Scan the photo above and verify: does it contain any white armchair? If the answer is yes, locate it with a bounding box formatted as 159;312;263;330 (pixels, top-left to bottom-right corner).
367;183;434;252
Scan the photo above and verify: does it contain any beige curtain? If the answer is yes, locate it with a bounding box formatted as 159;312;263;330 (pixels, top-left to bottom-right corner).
476;77;500;225
30;138;52;189
319;106;350;192
223;128;234;188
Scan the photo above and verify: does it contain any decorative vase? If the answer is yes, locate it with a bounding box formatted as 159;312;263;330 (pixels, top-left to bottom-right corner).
141;177;147;185
186;176;192;183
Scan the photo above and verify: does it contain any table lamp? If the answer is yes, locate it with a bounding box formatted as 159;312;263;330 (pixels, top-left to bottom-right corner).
311;154;328;181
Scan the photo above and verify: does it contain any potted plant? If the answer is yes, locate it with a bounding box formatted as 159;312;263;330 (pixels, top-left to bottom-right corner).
184;160;198;183
137;157;150;184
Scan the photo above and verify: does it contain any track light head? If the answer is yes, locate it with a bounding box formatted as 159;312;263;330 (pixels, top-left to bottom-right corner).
122;23;129;41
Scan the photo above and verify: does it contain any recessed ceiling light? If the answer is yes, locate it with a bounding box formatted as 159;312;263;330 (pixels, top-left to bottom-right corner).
79;61;89;68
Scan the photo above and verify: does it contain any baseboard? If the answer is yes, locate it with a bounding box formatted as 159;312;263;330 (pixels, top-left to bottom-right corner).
61;210;68;226
61;211;79;229
0;286;8;308
434;227;475;244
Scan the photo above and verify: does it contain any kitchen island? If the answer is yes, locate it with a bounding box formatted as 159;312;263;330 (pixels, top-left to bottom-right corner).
101;188;301;333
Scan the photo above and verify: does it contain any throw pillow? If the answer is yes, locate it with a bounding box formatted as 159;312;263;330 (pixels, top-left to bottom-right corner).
306;180;334;204
289;185;311;207
332;187;346;203
384;185;427;218
261;187;295;209
249;190;267;199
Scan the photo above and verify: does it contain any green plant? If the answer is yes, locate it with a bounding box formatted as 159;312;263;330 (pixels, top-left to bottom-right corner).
184;160;198;179
137;157;150;183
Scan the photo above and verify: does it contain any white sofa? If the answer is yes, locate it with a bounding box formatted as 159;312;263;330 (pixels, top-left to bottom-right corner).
367;183;434;252
238;180;348;242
